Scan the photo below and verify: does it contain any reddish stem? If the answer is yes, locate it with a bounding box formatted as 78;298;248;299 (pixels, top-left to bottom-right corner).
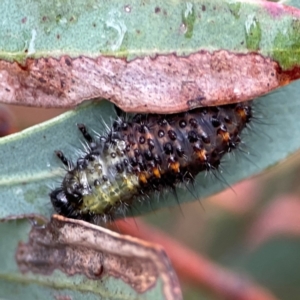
115;218;278;300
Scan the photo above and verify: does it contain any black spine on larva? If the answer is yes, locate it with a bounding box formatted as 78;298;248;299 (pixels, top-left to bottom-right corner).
50;102;252;224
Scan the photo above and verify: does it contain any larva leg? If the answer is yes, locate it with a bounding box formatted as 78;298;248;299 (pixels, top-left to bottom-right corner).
55;150;72;168
77;123;93;144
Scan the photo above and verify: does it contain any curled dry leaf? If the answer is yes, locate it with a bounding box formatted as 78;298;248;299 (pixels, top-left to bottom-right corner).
0;52;279;113
1;0;300;113
16;215;182;300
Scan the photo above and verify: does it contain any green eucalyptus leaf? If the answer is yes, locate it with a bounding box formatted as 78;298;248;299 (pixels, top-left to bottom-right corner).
0;0;299;64
1;0;300;111
0;80;300;220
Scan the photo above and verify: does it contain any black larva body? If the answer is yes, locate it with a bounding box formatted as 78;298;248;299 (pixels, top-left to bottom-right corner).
50;102;252;224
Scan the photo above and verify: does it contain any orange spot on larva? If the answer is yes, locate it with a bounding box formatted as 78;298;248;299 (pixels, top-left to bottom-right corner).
196;149;207;162
153;167;161;178
218;129;230;142
170;161;180;173
138;172;148;184
236;107;247;121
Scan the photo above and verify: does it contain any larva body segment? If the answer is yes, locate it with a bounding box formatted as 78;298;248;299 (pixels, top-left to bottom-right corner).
50;102;252;224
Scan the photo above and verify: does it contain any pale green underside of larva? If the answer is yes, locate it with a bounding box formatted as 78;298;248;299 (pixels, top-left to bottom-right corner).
82;173;140;214
69;139;141;214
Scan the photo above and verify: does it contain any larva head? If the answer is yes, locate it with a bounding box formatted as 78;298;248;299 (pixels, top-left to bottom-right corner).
50;148;137;222
50;187;82;217
50;168;89;218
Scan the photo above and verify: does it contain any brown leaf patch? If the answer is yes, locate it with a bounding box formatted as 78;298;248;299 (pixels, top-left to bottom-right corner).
16;215;182;300
0;51;281;113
